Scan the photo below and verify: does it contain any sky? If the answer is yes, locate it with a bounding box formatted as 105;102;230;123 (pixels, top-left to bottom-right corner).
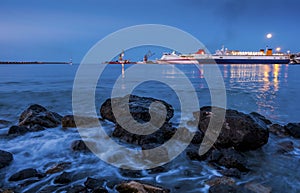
1;0;300;62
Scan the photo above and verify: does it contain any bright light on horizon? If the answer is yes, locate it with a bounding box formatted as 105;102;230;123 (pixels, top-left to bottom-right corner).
276;47;281;52
266;33;272;39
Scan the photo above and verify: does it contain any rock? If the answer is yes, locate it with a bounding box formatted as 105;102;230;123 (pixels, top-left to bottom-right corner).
62;115;76;128
0;189;15;193
116;181;169;193
269;124;289;137
220;168;242;178
8;168;39;181
209;148;249;172
209;184;255;193
8;125;29;135
84;177;106;190
205;176;235;186
38;185;59;193
66;185;87;193
112;122;176;146
53;172;72;184
249;112;272;125
244;182;272;193
19;104;62;128
277;141;294;153
8;124;45;136
285;123;300;138
100;95;174;124
142;144;169;164
91;187;108;193
0;150;13;169
71;140;90;152
0;119;11;129
46;162;71;174
196;107;269;151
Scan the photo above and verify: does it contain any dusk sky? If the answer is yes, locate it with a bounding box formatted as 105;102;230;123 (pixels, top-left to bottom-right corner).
1;0;300;62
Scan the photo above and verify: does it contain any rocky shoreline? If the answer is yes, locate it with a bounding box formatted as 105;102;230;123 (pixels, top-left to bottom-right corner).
0;95;299;193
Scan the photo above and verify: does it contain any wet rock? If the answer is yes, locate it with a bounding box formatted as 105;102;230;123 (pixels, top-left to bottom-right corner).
8;125;29;135
8;124;45;136
0;189;15;193
100;95;174;124
84;177;106;190
285;123;300;138
220;168;242;178
269;124;289;137
112;122;176;146
249;112;272;125
0;149;13;169
38;185;59;193
46;162;71;174
209;184;255;193
71;140;91;152
66;185;87;193
116;181;169;193
209;148;249;172
244;182;272;193
53;171;72;184
0;119;11;129
119;169;143;178
276;141;294;153
91;187;108;193
19;104;62;128
196;107;269;151
62;115;77;128
206;176;235;186
8;168;39;181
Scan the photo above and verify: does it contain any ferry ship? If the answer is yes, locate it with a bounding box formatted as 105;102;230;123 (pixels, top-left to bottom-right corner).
157;47;290;64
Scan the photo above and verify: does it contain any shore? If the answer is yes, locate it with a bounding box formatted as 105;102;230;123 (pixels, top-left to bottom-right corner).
0;95;299;193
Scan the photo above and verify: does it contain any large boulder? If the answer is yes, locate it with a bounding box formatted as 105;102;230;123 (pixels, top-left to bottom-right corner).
100;95;174;124
195;107;269;151
285;123;300;138
0;150;13;169
19;104;62;128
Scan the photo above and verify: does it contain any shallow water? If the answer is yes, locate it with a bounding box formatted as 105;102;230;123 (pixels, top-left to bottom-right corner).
0;63;299;192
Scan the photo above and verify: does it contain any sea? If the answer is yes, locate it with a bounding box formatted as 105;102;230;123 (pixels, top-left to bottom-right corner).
0;63;299;192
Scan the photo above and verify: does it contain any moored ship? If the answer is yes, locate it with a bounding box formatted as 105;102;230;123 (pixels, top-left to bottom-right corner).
157;46;290;64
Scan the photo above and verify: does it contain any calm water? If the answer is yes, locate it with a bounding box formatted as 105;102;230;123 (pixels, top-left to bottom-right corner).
0;63;299;192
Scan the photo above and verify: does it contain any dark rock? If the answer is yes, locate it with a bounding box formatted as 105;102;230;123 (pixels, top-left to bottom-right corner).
249;112;272;125
0;149;13;169
112;122;176;146
19;104;62;128
285;123;300;138
71;140;90;152
277;141;294;153
116;181;169;193
46;162;71;174
62;115;99;128
196;107;269;151
8;125;29;135
209;148;249;172
84;177;106;189
269;124;289;137
62;115;76;128
119;169;143;178
67;185;87;193
209;184;255;193
206;176;235;186
91;187;108;193
220;168;242;178
0;119;11;129
29;124;45;132
100;95;174;124
53;171;72;184
8;168;39;181
0;189;15;193
38;185;59;193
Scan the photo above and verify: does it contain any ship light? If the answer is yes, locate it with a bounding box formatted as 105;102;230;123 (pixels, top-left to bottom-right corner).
276;47;281;52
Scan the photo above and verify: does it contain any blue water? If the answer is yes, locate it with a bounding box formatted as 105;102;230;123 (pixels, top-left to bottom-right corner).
0;63;299;192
